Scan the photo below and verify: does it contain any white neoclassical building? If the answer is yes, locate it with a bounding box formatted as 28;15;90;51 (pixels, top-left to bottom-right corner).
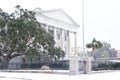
34;8;80;58
8;8;81;74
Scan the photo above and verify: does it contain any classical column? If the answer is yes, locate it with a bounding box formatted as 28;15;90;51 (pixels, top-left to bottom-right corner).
45;25;48;32
67;31;71;57
61;29;64;51
54;27;57;47
74;32;77;56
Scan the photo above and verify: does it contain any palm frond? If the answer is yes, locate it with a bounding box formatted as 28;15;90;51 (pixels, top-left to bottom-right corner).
86;43;92;48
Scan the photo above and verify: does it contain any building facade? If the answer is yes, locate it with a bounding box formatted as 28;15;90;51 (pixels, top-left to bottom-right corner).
34;8;79;57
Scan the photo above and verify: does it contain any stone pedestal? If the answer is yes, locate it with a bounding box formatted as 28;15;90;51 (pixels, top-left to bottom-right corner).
84;57;92;74
69;56;79;75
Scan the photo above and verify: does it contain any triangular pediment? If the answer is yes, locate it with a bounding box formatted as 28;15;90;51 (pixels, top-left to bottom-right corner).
40;9;79;27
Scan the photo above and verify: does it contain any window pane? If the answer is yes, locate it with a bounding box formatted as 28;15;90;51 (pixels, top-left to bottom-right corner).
57;34;60;40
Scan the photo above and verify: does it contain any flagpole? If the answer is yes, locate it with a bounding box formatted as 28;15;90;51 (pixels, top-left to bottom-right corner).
82;0;85;55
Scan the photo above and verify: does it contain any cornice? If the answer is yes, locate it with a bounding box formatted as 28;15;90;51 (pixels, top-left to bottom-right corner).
36;14;79;32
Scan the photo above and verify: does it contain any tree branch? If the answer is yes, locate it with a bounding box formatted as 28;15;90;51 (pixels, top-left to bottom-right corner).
9;53;22;59
0;49;4;57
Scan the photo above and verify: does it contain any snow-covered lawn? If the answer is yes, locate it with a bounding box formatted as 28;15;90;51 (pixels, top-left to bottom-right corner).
0;71;119;80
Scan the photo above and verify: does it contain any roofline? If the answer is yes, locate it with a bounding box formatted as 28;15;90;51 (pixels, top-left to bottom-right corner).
35;8;80;27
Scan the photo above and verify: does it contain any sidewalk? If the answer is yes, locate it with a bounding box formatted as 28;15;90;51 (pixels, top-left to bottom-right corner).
0;69;118;74
0;70;120;80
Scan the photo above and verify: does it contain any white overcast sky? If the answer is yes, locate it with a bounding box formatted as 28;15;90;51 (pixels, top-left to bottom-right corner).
0;0;120;50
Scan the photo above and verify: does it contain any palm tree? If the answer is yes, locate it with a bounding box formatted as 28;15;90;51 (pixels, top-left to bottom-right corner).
86;38;102;60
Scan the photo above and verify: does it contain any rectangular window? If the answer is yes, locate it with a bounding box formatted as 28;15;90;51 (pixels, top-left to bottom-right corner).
57;34;60;40
64;31;68;41
48;29;54;36
64;35;67;41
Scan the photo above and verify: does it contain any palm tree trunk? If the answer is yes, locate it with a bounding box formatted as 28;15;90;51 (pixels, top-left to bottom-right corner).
92;48;96;60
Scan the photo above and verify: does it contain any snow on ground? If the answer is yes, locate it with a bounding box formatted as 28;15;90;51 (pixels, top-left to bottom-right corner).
0;71;120;80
